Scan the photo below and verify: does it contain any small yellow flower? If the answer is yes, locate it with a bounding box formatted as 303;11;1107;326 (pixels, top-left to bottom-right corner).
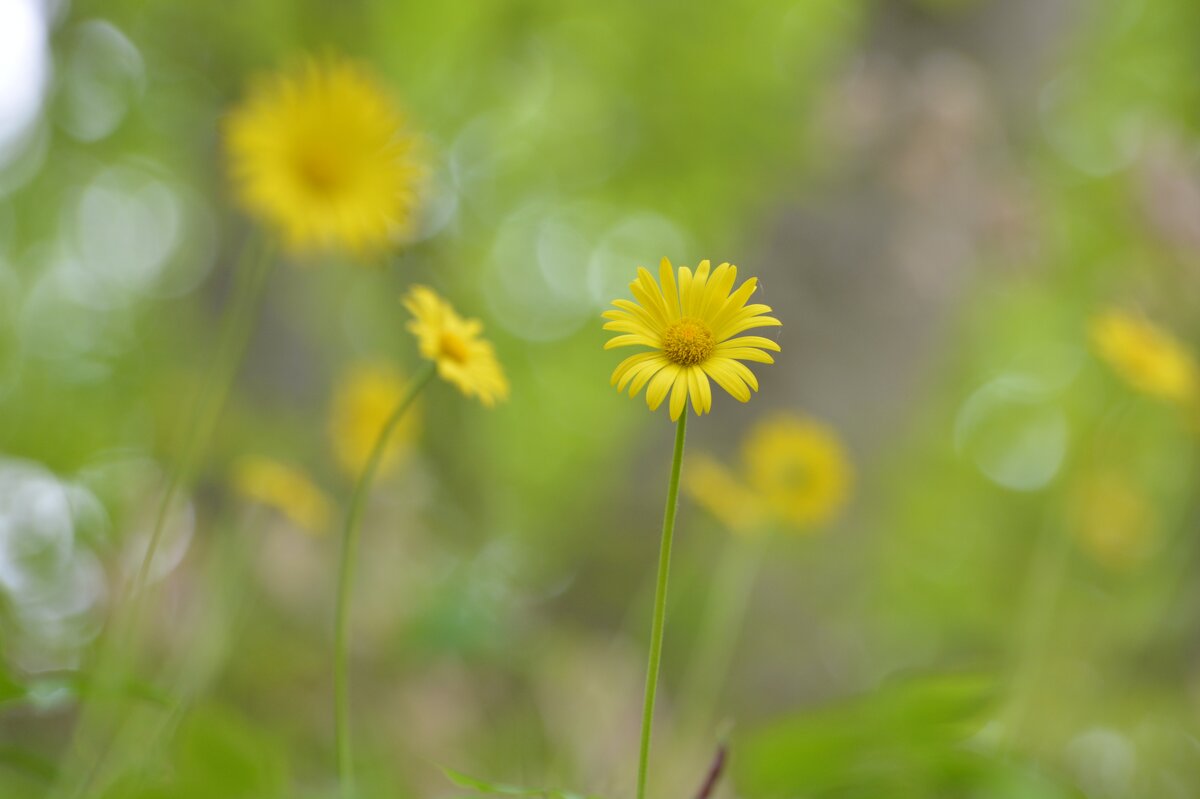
683;453;767;535
742;414;853;529
1089;310;1198;404
224;56;425;254
329;362;420;477
232;456;333;535
403;285;509;406
604;258;781;421
1065;469;1155;571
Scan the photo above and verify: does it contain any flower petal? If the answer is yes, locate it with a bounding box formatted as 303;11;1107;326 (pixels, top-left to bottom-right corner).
678;266;695;318
631;269;670;328
687;365;712;415
669;368;689;421
702;359;751;403
603;333;659;350
696;262;734;321
718;335;781;352
646;364;680;411
611;351;661;387
717;315;782;339
709;277;760;331
603;318;659;336
717;347;775;364
610;299;664;333
659;258;682;320
629;357;669;396
724;358;760;392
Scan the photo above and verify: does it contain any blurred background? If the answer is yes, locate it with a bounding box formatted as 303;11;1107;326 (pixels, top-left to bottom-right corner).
2;0;1199;797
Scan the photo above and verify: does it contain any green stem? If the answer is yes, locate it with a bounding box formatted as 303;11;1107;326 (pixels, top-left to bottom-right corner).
679;532;767;731
637;410;688;799
334;362;435;797
132;235;276;603
998;519;1071;749
54;235;275;799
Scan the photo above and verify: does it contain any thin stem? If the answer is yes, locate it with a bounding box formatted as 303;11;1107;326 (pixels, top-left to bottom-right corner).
334;362;436;797
998;518;1071;749
53;235;275;799
132;235;276;602
637;410;688;799
679;532;767;731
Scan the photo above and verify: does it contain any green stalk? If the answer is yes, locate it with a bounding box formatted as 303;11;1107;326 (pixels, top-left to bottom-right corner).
636;410;688;799
55;235;275;799
334;362;435;797
132;235;276;603
679;531;767;731
998;519;1071;749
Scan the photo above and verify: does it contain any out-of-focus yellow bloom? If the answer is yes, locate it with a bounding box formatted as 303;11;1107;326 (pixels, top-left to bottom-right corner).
233;456;332;535
686;413;852;535
403;285;509;407
683;453;767;536
1065;470;1155;571
329;362;420;477
604;258;781;421
224;57;424;254
1089;310;1198;405
742;414;853;529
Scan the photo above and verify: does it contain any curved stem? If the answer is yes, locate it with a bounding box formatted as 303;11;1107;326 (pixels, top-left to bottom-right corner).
132;236;276;602
334;362;435;797
53;235;275;799
637;410;688;799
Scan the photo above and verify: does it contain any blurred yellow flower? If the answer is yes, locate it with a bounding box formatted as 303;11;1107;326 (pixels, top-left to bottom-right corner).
604;258;781;421
742;414;853;529
686;413;852;534
1089;310;1197;404
329;362;420;477
403;285;509;407
1066;470;1155;571
683;453;766;535
233;456;332;535
224;57;424;254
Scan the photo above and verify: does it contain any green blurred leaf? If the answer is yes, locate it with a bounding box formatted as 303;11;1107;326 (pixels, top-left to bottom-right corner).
734;672;1078;797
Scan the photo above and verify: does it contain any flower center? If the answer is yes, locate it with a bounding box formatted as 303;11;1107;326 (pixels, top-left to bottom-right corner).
438;332;471;364
662;318;715;366
294;147;345;196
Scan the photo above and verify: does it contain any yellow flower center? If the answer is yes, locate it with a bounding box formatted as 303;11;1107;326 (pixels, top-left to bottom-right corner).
294;146;345;196
439;332;471;364
662;318;715;366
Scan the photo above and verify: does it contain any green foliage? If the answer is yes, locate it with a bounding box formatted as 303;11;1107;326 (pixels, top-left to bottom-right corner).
735;674;1077;798
1;0;1199;797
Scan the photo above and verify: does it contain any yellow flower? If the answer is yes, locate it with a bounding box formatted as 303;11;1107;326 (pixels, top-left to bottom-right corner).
683;453;767;535
329;362;420;477
742;414;852;529
1065;469;1155;571
403;285;509;406
604;258;781;421
224;57;425;254
232;456;333;535
1089;310;1198;404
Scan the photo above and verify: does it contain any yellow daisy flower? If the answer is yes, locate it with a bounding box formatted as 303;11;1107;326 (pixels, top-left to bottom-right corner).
224;56;425;254
604;258;781;421
742;413;853;529
683;453;767;535
1089;309;1198;405
232;456;333;535
403;285;509;407
329;362;420;478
